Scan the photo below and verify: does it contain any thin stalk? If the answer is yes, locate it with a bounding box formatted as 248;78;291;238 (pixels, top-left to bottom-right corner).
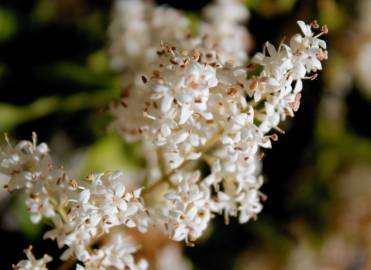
143;127;224;195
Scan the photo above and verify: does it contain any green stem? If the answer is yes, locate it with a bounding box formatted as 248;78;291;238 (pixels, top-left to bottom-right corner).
143;127;224;195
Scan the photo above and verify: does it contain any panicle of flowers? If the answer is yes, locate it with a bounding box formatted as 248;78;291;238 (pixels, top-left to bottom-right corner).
109;0;251;145
2;0;328;268
252;20;328;133
204;20;327;223
110;18;328;225
1;135;148;269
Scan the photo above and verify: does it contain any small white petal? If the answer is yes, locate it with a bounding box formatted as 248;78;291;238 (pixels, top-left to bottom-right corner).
161;95;173;113
179;106;192;125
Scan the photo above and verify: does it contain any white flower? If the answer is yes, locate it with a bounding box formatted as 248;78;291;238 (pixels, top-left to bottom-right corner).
13;246;52;270
79;233;148;270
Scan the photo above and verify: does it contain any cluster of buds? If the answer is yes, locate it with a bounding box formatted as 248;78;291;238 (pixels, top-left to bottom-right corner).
2;0;328;269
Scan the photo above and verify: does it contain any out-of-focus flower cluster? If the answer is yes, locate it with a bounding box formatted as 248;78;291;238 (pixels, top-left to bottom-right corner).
354;0;371;96
326;0;371;99
236;163;371;270
1;0;327;269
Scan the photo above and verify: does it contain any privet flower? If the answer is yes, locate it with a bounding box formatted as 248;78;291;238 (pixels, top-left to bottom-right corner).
2;0;328;268
12;246;52;270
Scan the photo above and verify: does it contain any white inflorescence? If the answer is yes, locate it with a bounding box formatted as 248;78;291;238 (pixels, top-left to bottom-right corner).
110;10;327;228
2;135;148;269
3;0;328;269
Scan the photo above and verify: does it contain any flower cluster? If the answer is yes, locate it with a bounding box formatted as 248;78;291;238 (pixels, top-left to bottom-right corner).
45;171;149;263
200;0;251;65
3;0;328;269
109;0;250;73
76;233;148;270
109;0;251;146
0;133;71;223
111;16;328;226
1;135;148;269
352;0;371;96
12;246;52;270
163;171;211;243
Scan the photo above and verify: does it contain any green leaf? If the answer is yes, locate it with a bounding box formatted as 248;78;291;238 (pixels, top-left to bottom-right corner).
0;87;120;133
0;7;18;42
30;0;57;24
81;134;143;176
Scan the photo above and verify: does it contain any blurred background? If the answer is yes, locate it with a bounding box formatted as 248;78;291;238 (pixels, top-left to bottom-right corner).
1;0;371;269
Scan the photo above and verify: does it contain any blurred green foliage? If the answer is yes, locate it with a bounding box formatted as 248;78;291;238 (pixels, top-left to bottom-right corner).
10;194;44;240
0;7;18;41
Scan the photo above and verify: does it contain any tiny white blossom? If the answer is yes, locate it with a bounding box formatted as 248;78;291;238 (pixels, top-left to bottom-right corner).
79;233;148;270
12;246;52;270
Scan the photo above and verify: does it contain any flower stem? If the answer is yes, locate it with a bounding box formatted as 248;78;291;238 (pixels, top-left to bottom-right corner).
143;126;224;195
